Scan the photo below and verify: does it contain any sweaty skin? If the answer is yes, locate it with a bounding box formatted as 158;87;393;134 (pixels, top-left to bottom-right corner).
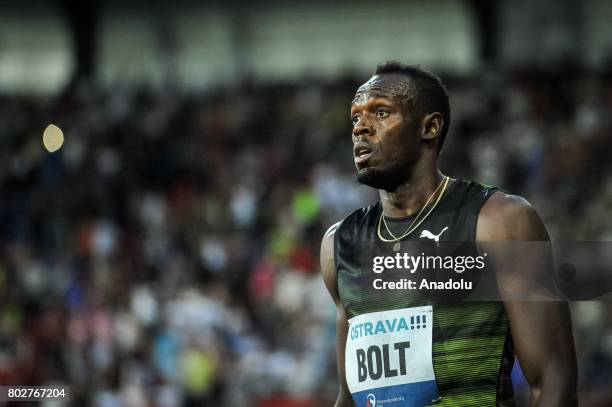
321;73;578;407
353;74;413;106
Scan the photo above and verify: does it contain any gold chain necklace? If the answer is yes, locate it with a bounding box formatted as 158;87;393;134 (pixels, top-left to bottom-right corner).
377;176;450;251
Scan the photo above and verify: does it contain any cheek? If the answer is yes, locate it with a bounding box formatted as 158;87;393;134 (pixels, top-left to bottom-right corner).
379;128;419;163
377;138;405;164
380;123;409;151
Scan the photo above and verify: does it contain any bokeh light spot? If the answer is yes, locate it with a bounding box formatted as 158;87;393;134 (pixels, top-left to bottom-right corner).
43;124;64;153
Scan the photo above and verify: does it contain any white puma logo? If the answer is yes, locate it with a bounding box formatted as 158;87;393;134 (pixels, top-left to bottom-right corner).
420;226;448;242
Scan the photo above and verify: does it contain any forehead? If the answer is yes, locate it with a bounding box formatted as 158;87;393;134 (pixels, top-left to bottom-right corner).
352;73;412;105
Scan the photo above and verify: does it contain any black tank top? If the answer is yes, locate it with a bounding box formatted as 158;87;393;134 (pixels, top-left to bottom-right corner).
335;179;515;406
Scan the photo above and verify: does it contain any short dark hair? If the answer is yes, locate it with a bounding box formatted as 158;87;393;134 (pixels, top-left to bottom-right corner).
375;61;450;154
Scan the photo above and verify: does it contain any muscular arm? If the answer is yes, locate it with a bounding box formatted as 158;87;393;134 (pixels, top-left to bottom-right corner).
320;224;355;407
477;192;578;407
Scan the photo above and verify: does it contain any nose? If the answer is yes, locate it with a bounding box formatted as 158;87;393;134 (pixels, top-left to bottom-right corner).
352;118;373;139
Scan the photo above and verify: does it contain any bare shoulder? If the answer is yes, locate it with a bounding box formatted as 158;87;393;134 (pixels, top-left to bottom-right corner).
321;221;340;260
477;191;549;241
320;221;341;302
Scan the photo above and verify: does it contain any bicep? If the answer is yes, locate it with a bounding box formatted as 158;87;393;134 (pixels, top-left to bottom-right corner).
320;225;354;405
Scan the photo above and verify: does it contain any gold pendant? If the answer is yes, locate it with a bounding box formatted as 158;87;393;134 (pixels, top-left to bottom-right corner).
393;242;401;252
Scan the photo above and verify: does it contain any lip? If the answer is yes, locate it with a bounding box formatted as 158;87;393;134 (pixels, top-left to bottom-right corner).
354;143;373;165
354;151;373;165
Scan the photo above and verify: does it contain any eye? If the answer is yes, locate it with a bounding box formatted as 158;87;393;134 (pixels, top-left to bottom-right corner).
351;115;360;125
376;110;389;119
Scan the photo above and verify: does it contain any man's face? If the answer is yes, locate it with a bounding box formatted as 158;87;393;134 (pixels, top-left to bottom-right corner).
351;74;421;191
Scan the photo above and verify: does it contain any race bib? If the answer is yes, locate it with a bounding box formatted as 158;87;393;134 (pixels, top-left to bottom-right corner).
345;306;439;406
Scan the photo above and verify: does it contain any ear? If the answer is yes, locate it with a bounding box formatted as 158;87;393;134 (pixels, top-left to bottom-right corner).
420;112;443;141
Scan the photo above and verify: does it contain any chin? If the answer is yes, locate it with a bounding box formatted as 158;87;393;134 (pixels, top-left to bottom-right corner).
356;167;397;190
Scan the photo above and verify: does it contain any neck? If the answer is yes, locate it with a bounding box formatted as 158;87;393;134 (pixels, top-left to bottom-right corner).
379;162;445;218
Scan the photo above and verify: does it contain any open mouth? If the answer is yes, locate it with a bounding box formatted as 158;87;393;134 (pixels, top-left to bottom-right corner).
354;145;373;165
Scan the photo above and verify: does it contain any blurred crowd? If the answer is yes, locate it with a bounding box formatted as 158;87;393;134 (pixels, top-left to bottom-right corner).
0;63;611;406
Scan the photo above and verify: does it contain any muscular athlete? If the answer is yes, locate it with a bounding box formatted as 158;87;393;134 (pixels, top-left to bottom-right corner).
321;62;577;406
